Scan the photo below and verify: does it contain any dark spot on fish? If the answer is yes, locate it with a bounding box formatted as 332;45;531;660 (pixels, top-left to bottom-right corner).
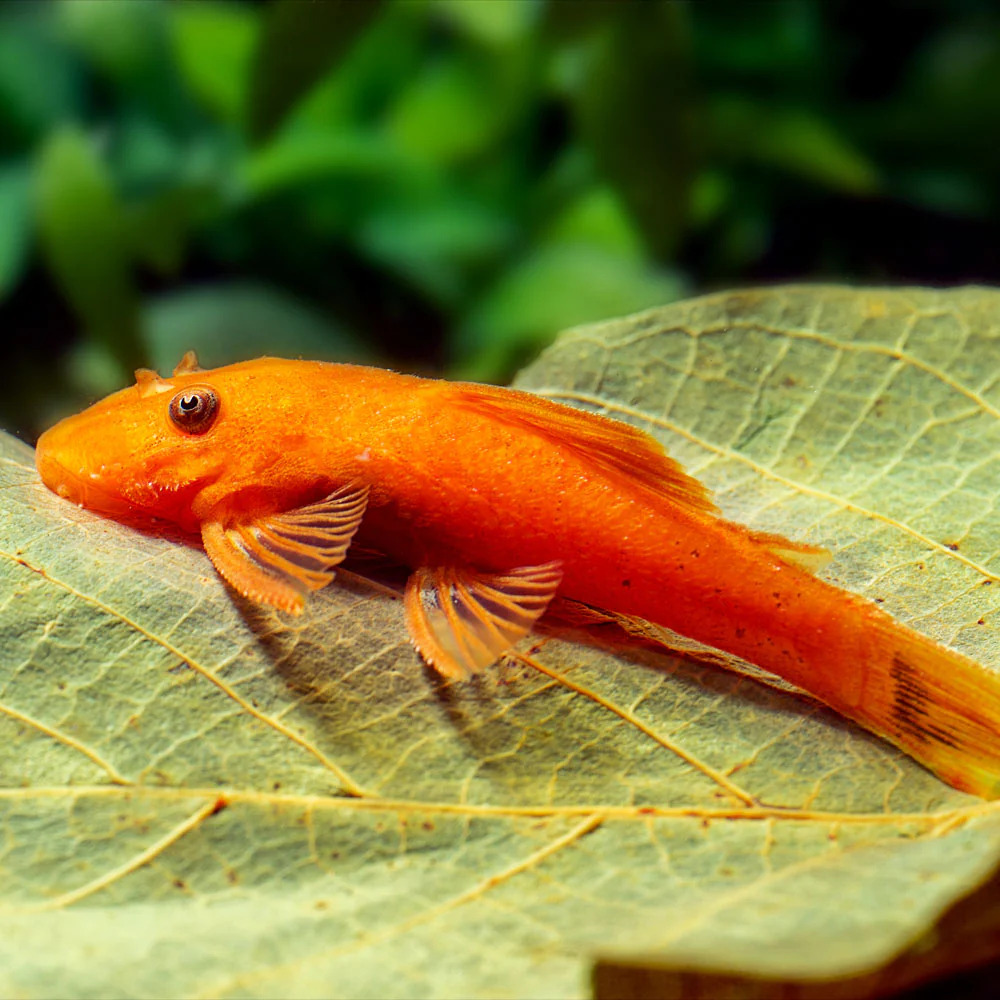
621;579;631;588
735;628;745;638
890;656;960;749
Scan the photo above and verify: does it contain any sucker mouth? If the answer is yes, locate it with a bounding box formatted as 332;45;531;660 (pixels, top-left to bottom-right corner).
35;449;143;519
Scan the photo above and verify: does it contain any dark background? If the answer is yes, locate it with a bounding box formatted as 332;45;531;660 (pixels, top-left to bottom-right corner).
2;0;999;447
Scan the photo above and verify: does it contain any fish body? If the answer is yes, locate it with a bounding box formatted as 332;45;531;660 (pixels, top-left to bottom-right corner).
36;355;1000;797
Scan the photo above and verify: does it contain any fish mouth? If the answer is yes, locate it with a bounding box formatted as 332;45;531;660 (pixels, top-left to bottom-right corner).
35;444;145;520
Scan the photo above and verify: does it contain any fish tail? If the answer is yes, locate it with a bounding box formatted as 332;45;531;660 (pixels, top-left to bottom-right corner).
850;614;1000;798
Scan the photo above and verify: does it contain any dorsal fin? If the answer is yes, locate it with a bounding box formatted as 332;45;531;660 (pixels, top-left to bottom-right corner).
449;384;717;517
173;350;203;376
134;369;174;398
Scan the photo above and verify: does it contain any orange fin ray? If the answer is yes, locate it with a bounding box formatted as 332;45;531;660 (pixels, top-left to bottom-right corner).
549;599;811;697
404;561;563;679
450;384;716;517
201;483;369;614
854;617;1000;798
744;528;831;574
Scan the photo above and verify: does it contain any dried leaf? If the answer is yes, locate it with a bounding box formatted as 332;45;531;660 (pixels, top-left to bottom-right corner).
4;286;1000;997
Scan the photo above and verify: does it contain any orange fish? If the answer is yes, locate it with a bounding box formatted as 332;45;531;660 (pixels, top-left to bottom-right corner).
35;352;1000;797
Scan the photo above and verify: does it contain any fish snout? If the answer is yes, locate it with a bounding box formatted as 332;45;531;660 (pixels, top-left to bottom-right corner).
35;425;134;515
36;427;81;502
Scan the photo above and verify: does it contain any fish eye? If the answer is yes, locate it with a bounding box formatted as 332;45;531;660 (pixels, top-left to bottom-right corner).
168;385;219;435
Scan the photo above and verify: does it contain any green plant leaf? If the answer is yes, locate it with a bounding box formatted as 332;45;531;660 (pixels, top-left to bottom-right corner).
0;11;83;150
456;243;684;380
434;0;539;47
541;184;646;261
35;126;143;371
142;281;373;371
569;2;700;258
6;287;1000;997
384;54;504;167
241;130;405;204
0;162;33;300
247;0;383;144
358;196;515;307
59;0;170;93
169;1;258;125
122;185;211;277
709;96;879;194
281;3;425;135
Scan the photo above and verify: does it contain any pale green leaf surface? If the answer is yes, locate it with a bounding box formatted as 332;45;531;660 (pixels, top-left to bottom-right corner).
5;287;1000;997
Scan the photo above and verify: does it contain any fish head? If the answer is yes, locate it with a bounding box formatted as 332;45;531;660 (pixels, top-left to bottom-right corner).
36;355;335;533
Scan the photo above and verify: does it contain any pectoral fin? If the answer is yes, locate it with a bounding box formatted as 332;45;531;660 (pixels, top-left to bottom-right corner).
201;483;369;613
404;561;563;679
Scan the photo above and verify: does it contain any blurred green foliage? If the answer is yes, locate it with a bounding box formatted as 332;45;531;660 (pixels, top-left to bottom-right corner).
2;0;1000;438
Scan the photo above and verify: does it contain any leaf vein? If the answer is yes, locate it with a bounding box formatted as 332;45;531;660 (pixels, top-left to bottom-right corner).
0;549;371;798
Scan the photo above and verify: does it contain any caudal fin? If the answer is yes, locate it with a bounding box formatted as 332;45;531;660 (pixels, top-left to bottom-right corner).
856;619;1000;798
